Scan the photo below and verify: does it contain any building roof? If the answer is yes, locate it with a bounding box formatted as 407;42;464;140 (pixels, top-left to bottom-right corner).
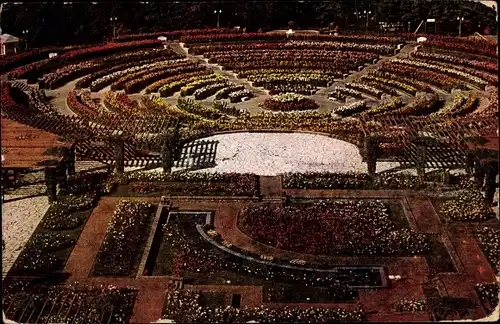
1;33;21;44
1;117;73;169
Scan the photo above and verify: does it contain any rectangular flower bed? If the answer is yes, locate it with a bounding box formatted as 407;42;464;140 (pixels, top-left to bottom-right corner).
8;192;98;276
152;212;385;288
263;284;358;303
121;171;259;197
92;200;157;277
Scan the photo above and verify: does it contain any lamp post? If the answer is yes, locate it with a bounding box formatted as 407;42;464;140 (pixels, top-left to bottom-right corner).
214;9;222;28
364;10;372;29
457;17;464;37
22;29;28;50
110;16;118;38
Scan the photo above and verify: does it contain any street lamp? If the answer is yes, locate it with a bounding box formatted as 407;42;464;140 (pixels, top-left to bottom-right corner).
110;17;118;38
364;10;372;29
457;17;464;37
214;9;222;28
22;29;28;50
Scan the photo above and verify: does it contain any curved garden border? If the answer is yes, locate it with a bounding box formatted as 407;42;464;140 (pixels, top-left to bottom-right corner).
196;224;389;288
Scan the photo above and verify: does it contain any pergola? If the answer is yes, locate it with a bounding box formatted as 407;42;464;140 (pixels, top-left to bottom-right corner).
1;117;75;201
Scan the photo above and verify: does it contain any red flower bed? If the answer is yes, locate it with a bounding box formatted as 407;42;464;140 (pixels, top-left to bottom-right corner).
59;40;162;62
66;90;100;118
0;82;30;116
423;36;497;58
112;28;235;42
238;200;429;255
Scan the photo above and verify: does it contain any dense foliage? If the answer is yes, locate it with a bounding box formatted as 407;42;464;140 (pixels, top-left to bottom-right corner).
2;1;495;47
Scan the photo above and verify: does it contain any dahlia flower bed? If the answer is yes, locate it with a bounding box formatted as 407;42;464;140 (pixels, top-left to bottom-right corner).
379;94;440;117
423;37;497;58
59;39;162;61
329;87;363;102
125;171;259;196
9;192;97;276
263;284;358;303
193;82;230;100
346;82;383;98
162;290;364;323
393;299;427;312
215;50;377;74
158;213;383;287
475;227;500;272
93;200;156;276
3;283;137;324
228;89;252;102
90;59;185;92
438;190;494;222
411;51;498;74
239;200;429;255
380;62;467;92
177;98;224;119
360;74;419;96
76;50;182;89
0;47;60;73
110;60;194;91
261;93;319;111
189;40;393;55
147;70;212;94
67;90;101;118
410;55;497;85
333;100;367;117
282;172;372;189
371;70;434;94
358;98;404;116
435;93;478;117
215;85;245;100
113;28;234;42
361;79;399;96
390;58;489;89
180;75;227;97
39;60;101;89
476;283;499;312
213;100;248;116
156;72;217;97
41;192;97;230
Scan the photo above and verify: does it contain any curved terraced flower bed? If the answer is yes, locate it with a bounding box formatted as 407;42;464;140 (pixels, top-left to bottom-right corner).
261;93;319;111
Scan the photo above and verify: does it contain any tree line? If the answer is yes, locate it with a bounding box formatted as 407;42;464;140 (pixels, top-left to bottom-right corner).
1;0;497;47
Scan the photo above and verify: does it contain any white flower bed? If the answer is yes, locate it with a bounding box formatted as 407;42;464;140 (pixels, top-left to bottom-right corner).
173;132;400;176
2;196;49;277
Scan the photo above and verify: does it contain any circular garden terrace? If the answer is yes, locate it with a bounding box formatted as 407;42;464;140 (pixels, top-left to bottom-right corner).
1;29;499;323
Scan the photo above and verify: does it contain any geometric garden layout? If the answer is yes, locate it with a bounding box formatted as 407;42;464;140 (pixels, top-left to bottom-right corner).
1;24;499;324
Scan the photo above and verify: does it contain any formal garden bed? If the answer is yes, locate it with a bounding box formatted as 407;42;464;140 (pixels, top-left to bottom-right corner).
238;199;428;256
92;200;156;276
393;299;427;313
260;93;319;111
162;289;365;323
475;226;500;273
151;212;385;288
263;283;358;303
7;191;98;276
475;282;499;315
281;171;473;190
433;190;495;222
110;171;259;197
2;282;137;324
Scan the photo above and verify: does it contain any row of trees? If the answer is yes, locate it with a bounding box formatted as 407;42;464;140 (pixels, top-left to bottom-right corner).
1;0;496;47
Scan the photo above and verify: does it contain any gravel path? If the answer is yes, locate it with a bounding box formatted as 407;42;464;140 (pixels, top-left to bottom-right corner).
2;195;49;277
175;132;401;175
